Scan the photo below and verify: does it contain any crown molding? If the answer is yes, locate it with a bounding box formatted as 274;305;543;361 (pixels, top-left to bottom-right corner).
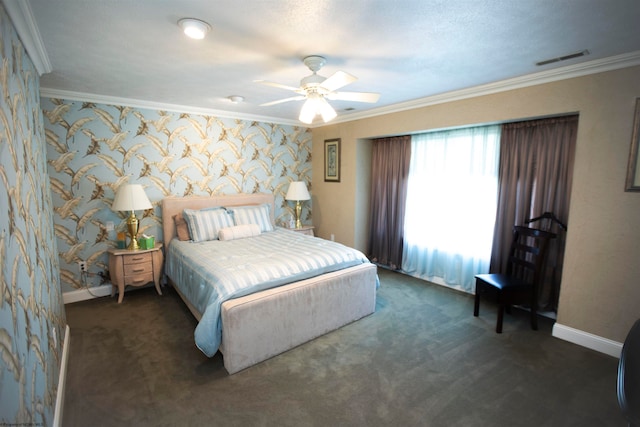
39;88;303;127
2;0;52;75
325;50;640;127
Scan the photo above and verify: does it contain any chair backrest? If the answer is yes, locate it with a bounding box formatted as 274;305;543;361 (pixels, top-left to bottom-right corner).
505;226;556;288
618;318;640;426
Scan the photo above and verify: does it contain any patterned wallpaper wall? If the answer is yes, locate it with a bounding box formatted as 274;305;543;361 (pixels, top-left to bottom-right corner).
42;98;312;294
0;5;66;425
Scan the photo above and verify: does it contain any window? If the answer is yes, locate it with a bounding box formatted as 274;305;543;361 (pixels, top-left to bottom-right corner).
402;125;501;292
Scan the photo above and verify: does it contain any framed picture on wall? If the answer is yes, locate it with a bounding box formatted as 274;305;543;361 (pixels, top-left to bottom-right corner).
324;138;341;182
625;98;640;191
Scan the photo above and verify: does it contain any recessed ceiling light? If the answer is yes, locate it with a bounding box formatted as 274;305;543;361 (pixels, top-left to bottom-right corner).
178;18;211;40
228;95;244;103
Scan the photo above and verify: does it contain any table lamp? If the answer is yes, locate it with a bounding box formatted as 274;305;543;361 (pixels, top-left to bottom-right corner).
112;184;152;250
285;181;310;229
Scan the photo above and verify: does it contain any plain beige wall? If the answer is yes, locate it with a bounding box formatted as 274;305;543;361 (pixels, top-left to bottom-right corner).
312;65;640;344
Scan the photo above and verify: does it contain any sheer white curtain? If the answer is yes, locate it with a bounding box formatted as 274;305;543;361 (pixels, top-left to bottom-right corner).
401;125;501;293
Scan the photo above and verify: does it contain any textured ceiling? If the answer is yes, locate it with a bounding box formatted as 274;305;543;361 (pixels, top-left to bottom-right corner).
23;0;640;125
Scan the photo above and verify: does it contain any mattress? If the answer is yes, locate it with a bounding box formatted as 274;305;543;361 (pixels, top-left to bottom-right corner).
165;228;372;356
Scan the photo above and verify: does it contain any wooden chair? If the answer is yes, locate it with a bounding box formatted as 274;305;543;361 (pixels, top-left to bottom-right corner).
474;226;556;333
618;318;640;427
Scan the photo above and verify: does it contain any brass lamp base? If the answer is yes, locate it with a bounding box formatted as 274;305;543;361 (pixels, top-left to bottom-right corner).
126;211;140;250
294;200;303;229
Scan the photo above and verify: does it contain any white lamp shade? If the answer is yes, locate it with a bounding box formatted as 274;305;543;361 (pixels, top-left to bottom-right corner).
285;181;310;201
112;184;152;212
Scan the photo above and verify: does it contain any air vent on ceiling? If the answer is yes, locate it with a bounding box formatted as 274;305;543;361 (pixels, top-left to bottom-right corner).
536;49;590;66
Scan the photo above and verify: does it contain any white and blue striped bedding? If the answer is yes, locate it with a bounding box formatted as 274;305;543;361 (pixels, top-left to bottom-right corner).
165;228;372;357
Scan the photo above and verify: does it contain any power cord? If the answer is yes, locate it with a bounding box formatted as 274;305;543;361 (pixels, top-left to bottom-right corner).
80;270;111;298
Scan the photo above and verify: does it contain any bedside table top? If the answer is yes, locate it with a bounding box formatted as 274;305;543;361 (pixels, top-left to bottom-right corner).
285;225;314;231
108;242;163;256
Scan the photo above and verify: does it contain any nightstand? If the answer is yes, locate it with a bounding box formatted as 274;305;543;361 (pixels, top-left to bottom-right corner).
288;225;315;236
108;243;163;303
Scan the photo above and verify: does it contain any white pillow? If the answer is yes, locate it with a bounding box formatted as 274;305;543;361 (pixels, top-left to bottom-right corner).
218;224;261;241
227;204;274;232
183;208;234;242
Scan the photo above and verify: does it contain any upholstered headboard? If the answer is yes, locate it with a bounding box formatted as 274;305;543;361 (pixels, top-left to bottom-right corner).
161;193;275;248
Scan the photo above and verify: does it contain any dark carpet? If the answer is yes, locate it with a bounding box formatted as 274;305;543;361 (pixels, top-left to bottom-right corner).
62;269;623;426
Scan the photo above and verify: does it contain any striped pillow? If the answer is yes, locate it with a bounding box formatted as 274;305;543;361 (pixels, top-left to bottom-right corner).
227;204;274;232
183;208;234;242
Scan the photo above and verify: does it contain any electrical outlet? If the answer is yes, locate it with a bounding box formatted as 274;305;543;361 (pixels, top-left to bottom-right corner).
330;234;335;241
105;221;114;231
77;261;87;273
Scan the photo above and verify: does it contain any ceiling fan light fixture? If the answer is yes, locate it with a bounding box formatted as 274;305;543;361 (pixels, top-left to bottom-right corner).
298;95;337;124
178;18;211;40
318;97;337;123
299;98;317;124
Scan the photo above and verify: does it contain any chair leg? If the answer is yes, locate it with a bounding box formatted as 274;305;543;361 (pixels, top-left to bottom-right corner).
474;292;480;317
496;304;504;333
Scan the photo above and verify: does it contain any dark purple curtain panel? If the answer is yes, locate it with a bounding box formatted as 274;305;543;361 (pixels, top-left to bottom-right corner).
491;115;578;310
367;135;411;269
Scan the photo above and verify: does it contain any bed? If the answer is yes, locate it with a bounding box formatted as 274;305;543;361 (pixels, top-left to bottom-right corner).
161;193;378;374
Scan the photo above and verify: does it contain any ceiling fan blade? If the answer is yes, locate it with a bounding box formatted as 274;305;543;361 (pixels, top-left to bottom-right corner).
260;96;305;107
327;91;380;103
254;80;300;92
320;71;357;92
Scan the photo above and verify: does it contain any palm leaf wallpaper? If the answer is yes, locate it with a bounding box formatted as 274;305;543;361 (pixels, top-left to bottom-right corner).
1;5;66;425
4;2;636;424
2;3;312;421
41;98;313;293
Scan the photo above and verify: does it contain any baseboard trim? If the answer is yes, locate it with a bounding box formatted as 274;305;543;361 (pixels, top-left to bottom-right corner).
63;284;112;304
53;325;70;427
552;323;623;358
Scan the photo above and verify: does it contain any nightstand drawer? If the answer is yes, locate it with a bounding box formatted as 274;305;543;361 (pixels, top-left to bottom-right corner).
124;252;152;264
124;261;152;276
123;271;154;287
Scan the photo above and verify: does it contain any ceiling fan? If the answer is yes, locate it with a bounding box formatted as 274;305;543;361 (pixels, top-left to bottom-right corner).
256;55;380;124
